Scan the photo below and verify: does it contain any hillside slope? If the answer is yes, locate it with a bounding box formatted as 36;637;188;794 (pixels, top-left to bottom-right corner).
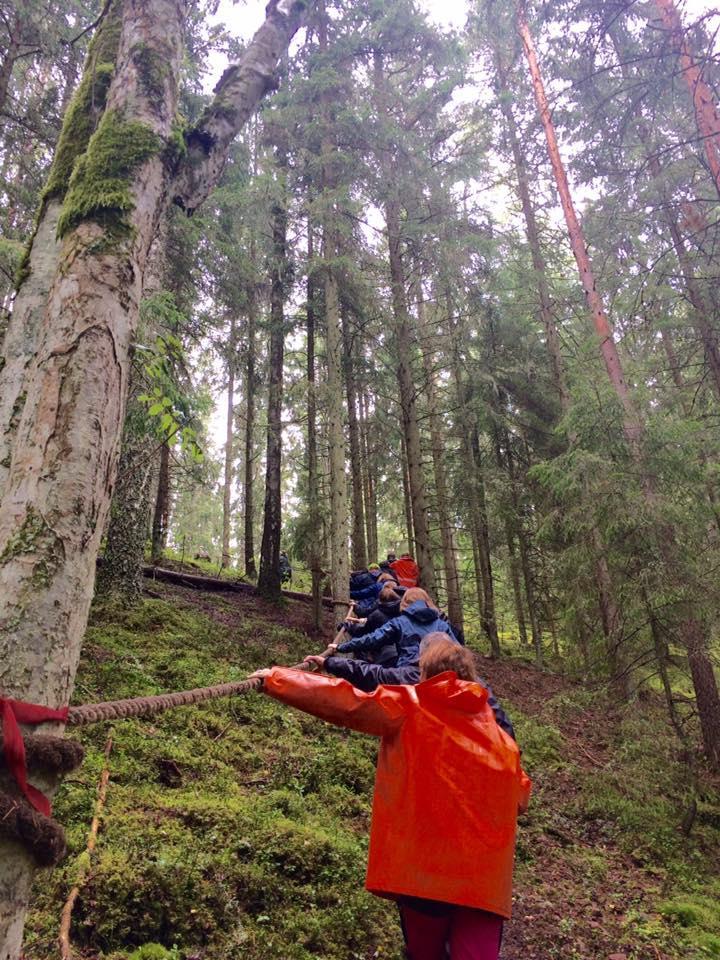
24;582;720;960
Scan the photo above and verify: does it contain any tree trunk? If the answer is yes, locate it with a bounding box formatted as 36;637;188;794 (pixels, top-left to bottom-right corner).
150;440;170;564
400;432;415;555
469;426;500;657
373;49;435;593
359;389;378;562
221;316;236;569
342;305;368;571
417;293;463;627
258;163;287;600
244;270;258;579
652;0;720;201
306;223;323;630
95;404;155;601
520;1;720;759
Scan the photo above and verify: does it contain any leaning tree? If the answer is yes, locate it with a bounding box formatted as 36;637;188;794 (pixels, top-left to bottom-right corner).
0;0;312;954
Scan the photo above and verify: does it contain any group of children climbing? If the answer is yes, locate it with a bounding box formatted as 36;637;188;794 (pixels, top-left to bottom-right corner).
251;554;531;960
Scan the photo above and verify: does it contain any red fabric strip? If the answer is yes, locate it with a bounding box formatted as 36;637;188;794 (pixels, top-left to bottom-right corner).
0;697;69;816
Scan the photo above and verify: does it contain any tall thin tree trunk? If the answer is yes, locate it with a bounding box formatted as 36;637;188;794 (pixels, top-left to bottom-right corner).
244;272;257;579
417;294;463;626
151;440;170;564
400;432;415;555
306;223;323;629
519;1;720;764
469;426;500;657
318;1;349;616
359;389;378;562
342;306;368;571
258;158;288;600
373;48;436;593
221;316;236;569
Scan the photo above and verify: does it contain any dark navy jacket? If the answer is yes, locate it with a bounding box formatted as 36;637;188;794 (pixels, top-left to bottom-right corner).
323;656;516;740
337;600;456;667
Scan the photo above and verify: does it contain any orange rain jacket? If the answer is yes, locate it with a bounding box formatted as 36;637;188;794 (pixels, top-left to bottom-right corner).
263;668;531;919
389;555;420;587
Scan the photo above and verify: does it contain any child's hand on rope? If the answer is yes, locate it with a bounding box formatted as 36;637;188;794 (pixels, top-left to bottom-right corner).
303;655;327;671
248;668;271;688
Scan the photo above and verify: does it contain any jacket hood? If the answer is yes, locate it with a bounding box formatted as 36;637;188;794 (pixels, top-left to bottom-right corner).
417;671;490;714
404;600;439;624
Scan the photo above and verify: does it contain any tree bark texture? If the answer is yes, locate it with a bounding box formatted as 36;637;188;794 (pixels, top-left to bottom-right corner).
95;405;155;602
359;389;378;563
323;234;350;614
306;225;323;629
258;179;287;599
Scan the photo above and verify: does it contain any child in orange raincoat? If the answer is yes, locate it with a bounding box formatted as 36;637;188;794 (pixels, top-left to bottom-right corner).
251;636;531;960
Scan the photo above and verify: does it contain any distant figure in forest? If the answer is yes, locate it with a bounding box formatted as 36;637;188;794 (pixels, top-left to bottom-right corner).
194;547;211;562
390;552;420;588
251;635;530;960
278;551;292;585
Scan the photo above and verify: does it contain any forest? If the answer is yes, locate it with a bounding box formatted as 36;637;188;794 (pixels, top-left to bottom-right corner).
1;0;719;957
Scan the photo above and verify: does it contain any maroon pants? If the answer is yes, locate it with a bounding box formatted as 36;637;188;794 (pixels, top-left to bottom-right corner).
400;902;503;960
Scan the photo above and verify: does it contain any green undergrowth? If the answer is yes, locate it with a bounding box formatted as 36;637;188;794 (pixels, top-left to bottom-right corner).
25;589;720;960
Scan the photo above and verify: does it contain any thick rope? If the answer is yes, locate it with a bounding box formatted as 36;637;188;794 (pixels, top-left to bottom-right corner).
66;644;337;727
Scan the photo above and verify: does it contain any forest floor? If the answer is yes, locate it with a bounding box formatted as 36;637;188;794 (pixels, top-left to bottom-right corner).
24;578;720;960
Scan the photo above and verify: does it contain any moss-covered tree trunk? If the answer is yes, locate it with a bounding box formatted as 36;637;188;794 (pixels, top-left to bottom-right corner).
0;0;312;952
95;399;156;601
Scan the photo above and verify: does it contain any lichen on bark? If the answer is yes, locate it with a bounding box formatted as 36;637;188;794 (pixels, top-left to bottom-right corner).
0;506;65;587
57;110;163;238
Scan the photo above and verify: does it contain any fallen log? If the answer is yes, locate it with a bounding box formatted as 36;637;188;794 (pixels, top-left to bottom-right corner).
140;564;338;608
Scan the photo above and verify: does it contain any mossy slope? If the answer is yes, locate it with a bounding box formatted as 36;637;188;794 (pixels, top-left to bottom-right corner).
25;584;720;960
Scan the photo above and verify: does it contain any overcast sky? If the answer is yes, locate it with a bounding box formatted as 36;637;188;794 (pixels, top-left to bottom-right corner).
214;0;718;45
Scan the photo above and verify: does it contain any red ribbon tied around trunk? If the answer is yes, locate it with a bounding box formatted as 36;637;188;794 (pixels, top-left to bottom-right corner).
0;697;69;816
